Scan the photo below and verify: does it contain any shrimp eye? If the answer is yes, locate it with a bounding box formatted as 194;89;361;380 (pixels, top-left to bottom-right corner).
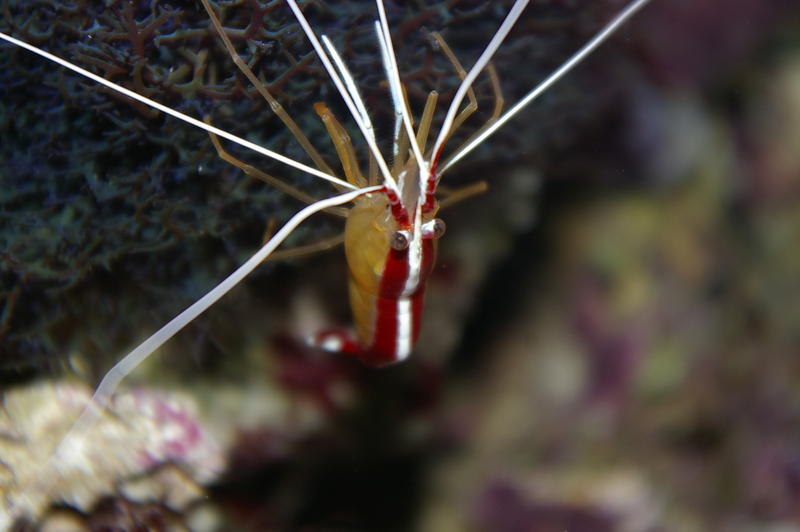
390;230;410;251
422;218;446;240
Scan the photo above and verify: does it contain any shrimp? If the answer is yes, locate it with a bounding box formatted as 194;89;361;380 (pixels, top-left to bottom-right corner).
0;0;652;523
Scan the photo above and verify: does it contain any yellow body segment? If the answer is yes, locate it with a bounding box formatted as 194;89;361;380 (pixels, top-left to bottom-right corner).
344;194;394;346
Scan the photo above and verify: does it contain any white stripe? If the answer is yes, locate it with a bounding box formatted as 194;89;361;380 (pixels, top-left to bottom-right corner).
395;297;413;360
319;335;344;353
401;203;424;297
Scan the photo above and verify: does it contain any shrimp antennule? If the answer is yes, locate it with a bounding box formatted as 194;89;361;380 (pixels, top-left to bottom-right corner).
441;0;654;172
285;0;404;213
424;0;530;211
375;1;429;192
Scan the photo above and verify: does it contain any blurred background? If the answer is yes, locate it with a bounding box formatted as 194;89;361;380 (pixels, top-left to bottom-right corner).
2;0;800;530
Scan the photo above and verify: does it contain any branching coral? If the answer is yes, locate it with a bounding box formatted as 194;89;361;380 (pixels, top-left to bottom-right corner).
0;0;618;373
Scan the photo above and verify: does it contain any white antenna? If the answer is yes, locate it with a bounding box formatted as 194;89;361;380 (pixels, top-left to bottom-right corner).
322;35;374;132
430;0;530;164
285;0;402;199
375;1;429;188
33;184;382;498
0;31;356;191
442;0;654;173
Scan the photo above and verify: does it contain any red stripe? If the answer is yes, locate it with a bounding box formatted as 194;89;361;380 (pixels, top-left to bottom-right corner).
379;248;411;298
363;248;409;365
361;239;435;366
411;239;434;346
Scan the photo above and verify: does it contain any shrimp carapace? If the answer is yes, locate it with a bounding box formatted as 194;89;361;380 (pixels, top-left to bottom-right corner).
313;192;444;367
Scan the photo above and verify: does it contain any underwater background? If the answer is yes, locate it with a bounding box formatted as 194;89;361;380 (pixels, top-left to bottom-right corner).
1;0;800;530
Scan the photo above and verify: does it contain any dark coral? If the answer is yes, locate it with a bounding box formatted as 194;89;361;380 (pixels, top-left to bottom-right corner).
0;0;625;372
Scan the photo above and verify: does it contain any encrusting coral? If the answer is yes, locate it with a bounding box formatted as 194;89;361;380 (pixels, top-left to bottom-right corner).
0;381;222;529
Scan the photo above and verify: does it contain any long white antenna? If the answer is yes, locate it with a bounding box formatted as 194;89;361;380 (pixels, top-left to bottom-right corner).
375;2;429;187
442;0;654;173
36;184;382;493
321;36;372;132
285;0;402;199
430;0;530;163
0;31;356;191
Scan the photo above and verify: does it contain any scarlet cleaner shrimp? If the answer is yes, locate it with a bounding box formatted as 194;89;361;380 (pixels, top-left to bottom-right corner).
0;0;652;523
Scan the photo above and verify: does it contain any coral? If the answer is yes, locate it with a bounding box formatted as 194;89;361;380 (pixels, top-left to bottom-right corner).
0;381;222;529
0;0;627;371
473;478;620;532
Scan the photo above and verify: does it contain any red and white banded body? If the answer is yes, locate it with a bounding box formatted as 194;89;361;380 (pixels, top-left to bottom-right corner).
315;173;444;366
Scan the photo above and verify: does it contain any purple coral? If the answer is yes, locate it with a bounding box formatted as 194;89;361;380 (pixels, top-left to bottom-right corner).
123;388;223;482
